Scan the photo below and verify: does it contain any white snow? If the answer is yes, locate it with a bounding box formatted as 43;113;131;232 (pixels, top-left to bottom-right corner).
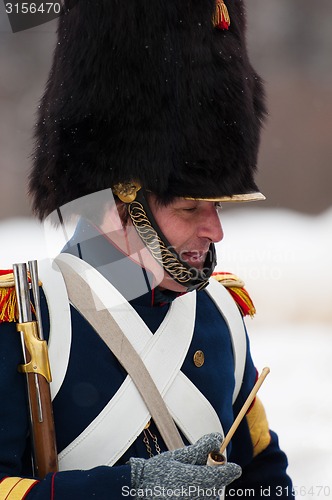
1;207;331;498
218;207;332;498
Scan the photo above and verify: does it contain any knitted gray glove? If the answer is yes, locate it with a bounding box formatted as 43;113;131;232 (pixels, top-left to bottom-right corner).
130;433;241;499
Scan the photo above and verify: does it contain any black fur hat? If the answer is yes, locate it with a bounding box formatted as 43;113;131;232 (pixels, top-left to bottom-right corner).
30;0;266;220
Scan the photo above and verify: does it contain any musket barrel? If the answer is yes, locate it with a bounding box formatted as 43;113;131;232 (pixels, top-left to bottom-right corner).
29;260;44;340
13;263;31;323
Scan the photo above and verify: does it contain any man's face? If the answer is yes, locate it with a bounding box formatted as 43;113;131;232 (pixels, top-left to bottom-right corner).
100;195;224;293
148;195;224;272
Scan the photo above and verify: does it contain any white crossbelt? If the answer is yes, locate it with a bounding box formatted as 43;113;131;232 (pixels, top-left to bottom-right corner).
38;258;72;400
44;254;246;470
206;278;247;405
54;254;224;469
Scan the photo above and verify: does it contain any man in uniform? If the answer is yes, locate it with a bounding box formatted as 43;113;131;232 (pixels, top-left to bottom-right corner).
0;1;294;498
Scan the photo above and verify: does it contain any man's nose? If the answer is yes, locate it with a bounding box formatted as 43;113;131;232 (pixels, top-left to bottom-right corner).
198;205;224;243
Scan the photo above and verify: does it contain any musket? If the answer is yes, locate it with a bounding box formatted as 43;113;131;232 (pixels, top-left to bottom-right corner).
13;261;58;478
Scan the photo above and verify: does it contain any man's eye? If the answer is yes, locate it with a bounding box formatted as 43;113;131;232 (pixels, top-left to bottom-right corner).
182;206;197;212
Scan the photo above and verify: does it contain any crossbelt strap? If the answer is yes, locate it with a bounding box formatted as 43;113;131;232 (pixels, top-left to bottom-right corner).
49;254;245;473
55;255;184;451
55;256;222;470
38;258;72;400
206;278;247;404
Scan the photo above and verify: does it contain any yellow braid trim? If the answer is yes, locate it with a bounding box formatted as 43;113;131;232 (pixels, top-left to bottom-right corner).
0;477;39;499
246;397;271;457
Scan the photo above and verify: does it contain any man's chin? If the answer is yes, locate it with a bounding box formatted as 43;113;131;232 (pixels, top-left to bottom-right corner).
182;257;206;271
181;255;206;270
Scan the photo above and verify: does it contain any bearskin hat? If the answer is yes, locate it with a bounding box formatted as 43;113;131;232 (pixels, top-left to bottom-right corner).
29;0;266;220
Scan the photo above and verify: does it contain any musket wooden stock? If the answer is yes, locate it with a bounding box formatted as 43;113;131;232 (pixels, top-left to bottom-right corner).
25;368;58;478
13;262;58;479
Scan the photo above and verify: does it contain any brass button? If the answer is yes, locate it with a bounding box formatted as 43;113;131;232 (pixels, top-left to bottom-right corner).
193;350;205;367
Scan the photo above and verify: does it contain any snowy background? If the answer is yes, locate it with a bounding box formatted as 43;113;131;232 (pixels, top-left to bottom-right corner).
218;207;332;498
1;207;332;498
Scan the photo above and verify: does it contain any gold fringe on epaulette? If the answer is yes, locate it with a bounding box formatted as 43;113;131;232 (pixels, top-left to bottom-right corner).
228;286;256;318
0;286;18;323
0;270;42;323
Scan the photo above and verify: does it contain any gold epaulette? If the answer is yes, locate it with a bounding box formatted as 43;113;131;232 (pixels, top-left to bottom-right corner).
212;271;256;317
0;269;42;323
0;270;18;323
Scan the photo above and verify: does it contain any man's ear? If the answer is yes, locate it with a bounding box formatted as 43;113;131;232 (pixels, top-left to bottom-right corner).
99;200;127;234
116;201;130;226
